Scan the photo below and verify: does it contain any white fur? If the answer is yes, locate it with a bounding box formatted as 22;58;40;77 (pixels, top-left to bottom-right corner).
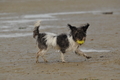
45;32;57;48
66;35;79;52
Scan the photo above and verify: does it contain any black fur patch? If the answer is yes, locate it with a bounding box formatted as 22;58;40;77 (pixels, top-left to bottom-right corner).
72;30;86;41
37;33;47;50
57;34;69;53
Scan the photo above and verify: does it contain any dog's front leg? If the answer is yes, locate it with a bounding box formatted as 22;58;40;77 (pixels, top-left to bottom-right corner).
61;53;66;63
75;49;91;59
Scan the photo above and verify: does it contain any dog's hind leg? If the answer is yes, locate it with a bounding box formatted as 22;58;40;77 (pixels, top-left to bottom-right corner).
41;54;48;63
36;50;41;63
41;50;48;62
36;50;48;63
75;49;91;59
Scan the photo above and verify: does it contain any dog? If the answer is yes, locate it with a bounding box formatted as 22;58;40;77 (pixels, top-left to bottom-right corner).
33;20;91;63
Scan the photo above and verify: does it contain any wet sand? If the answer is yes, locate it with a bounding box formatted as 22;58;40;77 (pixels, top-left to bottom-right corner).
0;0;120;80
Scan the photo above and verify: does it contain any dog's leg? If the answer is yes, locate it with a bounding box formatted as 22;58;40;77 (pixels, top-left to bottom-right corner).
75;49;91;59
36;50;41;63
36;50;48;63
41;54;48;63
41;50;48;62
61;53;66;63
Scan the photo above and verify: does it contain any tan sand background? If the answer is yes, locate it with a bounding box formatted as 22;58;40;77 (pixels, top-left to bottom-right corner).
0;0;120;80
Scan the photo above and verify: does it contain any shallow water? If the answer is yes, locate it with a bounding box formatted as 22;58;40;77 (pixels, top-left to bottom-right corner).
81;49;110;52
0;10;120;38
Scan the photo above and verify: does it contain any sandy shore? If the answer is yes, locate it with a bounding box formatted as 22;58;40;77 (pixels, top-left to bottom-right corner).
0;0;120;80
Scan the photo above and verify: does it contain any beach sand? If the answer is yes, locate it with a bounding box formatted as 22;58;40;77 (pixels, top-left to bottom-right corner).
0;0;120;80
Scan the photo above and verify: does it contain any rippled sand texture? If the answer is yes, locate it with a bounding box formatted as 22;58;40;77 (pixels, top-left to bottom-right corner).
0;0;120;80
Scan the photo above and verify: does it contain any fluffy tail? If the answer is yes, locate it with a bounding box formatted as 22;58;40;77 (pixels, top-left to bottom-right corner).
33;20;41;38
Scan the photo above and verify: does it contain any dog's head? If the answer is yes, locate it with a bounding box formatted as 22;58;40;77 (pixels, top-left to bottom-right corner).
68;23;89;44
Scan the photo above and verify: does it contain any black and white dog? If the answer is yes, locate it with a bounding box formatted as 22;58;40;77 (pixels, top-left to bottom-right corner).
33;20;91;63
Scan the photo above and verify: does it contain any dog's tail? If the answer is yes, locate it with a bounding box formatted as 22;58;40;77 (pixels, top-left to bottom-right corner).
33;20;41;38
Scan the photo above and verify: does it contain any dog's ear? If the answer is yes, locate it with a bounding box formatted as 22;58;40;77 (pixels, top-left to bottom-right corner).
81;23;90;32
68;24;77;31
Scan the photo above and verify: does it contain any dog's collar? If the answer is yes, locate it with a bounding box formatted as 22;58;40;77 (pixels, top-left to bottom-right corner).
76;40;85;45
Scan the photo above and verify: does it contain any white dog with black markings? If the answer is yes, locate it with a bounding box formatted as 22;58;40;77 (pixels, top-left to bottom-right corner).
33;20;91;63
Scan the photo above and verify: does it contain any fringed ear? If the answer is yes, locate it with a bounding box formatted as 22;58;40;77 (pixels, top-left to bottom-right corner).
81;23;90;32
67;24;77;31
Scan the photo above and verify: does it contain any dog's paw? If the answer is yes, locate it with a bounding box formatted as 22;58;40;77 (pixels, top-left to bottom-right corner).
86;56;92;59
